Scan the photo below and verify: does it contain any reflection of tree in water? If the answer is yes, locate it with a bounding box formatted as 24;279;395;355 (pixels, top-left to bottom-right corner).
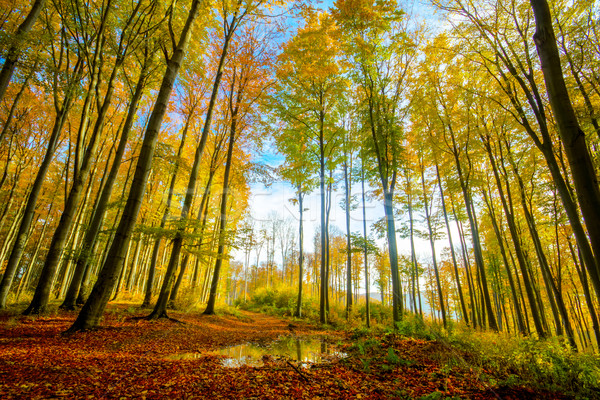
218;336;343;367
164;337;345;367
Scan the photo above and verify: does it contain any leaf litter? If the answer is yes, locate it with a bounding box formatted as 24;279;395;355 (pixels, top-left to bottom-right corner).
0;304;569;399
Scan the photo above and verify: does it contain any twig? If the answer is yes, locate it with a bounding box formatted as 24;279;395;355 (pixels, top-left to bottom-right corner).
286;360;310;382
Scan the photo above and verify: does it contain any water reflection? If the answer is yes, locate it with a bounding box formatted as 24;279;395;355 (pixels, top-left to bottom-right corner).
218;336;344;367
165;336;345;367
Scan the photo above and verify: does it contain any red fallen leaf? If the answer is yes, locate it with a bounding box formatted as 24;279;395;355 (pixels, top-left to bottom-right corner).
0;305;572;400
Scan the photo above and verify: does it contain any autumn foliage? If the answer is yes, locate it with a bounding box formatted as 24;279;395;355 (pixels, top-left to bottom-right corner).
0;304;585;399
1;0;600;397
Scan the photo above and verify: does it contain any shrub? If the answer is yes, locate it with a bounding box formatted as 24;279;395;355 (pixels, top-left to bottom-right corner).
246;286;298;316
357;301;391;326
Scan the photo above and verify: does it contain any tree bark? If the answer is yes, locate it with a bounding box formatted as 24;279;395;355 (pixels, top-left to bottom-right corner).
61;53;150;310
294;184;304;318
344;160;352;319
203;112;237;315
141;108;192;308
24;5;115;314
361;162;370;327
0;0;46;104
436;165;468;327
66;0;202;332
147;14;237;319
0;56;82;309
530;2;600;289
420;161;446;328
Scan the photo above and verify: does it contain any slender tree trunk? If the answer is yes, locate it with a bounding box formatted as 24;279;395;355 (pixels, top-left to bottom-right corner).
383;188;402;323
478;134;531;335
0;0;45;104
168;253;189;305
0;58;81;308
495;28;600;311
361;161;370;328
72;40;147;307
126;234;144;292
436;165;468;327
344;160;352;319
420;161;446;328
482;187;527;335
0;63;36;145
325;170;333;315
24;7;115;314
513;165;577;347
568;239;600;348
0;193;27;267
294;186;304;318
530;1;600;294
66;0;202;332
319;119;327;324
141;107;192;308
147;18;236;319
203;113;237;315
455;209;478;328
454;153;497;331
407;178;422;317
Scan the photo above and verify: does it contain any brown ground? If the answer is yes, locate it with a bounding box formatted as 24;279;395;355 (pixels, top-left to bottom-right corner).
0;304;570;399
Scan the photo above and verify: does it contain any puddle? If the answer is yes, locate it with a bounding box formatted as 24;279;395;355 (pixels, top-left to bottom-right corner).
166;336;346;368
218;336;345;368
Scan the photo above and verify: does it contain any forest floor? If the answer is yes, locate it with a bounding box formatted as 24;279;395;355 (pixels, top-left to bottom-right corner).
0;303;571;399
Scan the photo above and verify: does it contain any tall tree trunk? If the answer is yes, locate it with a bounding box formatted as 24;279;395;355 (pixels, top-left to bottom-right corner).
168;252;189;306
344;160;352;319
420;161;446;327
493;26;600;311
479;132;538;335
482;186;527;335
568;239;600;348
454;205;479;328
512;161;577;347
325;170;333;316
203;112;237;315
24;5;115;314
436;165;469;327
361;161;370;328
530;1;600;293
141;107;192;308
66;0;202;332
0;58;82;309
294;185;304;318
0;0;45;104
318;115;327;324
383;188;402;323
61;55;149;310
0;63;36;145
147;13;237;319
451;143;497;331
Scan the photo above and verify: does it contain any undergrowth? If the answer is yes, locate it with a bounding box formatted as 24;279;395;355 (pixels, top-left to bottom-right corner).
388;314;600;398
241;285;600;398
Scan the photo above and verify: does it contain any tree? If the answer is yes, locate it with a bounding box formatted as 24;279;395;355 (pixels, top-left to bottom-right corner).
66;0;203;332
529;0;600;303
203;21;275;314
333;0;420;324
0;4;86;309
437;0;600;318
0;0;45;104
268;10;346;324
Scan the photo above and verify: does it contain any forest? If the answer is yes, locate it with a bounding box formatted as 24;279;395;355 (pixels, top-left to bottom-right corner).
1;0;600;398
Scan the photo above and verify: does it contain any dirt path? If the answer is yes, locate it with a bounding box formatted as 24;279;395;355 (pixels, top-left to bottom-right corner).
0;304;566;399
